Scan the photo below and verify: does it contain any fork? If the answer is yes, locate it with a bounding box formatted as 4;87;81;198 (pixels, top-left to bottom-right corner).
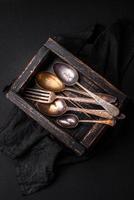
23;88;117;104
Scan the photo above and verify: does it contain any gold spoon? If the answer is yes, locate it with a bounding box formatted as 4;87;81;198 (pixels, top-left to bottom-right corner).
36;99;113;119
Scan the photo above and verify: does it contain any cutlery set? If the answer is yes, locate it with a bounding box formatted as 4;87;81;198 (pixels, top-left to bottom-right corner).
23;62;125;128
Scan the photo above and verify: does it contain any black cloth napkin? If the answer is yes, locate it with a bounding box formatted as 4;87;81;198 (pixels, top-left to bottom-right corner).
0;19;134;195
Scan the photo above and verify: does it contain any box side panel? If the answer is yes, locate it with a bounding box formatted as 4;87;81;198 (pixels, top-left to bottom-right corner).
11;46;50;92
6;91;85;156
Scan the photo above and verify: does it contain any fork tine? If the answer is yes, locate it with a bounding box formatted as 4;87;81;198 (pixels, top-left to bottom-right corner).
24;96;49;103
24;88;52;103
25;90;50;97
26;87;51;94
24;93;49;100
25;88;50;94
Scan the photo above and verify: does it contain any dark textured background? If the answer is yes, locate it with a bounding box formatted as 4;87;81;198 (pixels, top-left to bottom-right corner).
0;0;134;199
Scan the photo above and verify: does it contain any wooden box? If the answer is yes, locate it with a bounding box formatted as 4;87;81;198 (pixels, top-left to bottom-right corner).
5;38;126;156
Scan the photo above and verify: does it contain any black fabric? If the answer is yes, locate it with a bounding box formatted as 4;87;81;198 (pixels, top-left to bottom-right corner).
0;19;133;195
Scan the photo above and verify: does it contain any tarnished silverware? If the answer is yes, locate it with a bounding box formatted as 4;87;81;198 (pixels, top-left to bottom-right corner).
35;71;117;102
24;88;117;105
56;114;116;128
53;62;120;117
36;99;113;119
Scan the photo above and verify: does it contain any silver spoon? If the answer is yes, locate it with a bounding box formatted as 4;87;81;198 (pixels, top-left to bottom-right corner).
53;62;120;117
56;114;116;128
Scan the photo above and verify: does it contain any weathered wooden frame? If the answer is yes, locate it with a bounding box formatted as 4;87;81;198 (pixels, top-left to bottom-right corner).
6;38;126;156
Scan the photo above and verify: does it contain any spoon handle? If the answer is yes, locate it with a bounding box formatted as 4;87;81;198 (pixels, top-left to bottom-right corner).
69;107;113;119
57;94;116;104
65;87;117;102
56;96;114;104
76;82;119;117
62;92;91;118
79;119;116;126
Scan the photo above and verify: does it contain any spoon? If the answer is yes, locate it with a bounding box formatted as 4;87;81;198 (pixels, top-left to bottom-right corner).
36;71;117;104
53;62;120;117
36;71;64;92
56;114;116;128
36;99;113;119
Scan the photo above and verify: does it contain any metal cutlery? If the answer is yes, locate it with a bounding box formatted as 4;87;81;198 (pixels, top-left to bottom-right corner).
24;88;117;105
36;99;113;119
53;62;120;117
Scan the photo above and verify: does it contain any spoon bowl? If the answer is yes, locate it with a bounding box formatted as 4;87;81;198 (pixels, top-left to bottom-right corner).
54;62;78;86
36;71;65;92
36;99;67;117
57;114;79;128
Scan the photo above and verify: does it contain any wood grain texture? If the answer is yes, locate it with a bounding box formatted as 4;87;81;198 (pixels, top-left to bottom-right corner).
11;46;50;92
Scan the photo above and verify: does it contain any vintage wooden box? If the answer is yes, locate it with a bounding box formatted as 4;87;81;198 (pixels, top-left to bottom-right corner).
5;38;126;156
